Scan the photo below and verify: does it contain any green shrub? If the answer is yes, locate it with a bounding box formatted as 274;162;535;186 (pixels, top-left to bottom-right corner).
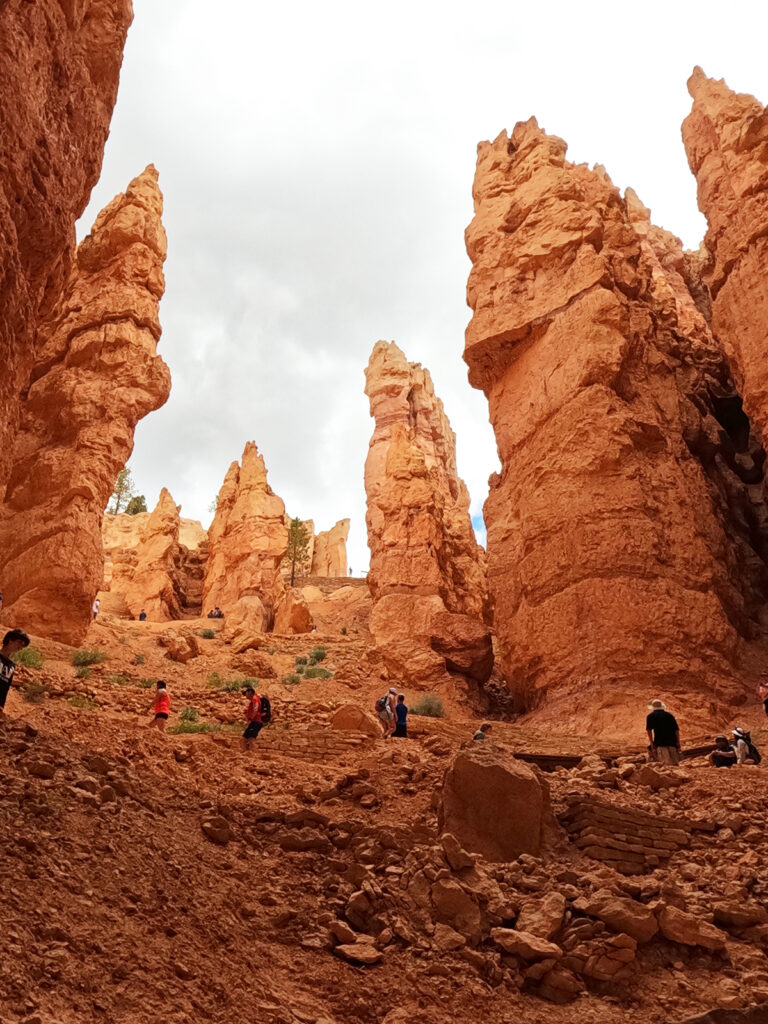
132;653;146;666
341;627;347;635
295;664;305;675
206;672;243;693
267;647;276;655
310;646;327;662
200;628;216;640
119;636;128;645
138;677;157;689
180;706;199;723
69;694;97;710
72;649;108;667
295;656;308;667
281;674;301;686
15;647;43;669
168;721;220;735
303;666;332;680
411;695;445;718
107;673;129;687
22;681;48;704
75;666;91;680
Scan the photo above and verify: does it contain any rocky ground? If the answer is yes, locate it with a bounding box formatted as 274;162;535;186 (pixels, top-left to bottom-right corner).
2;612;768;1024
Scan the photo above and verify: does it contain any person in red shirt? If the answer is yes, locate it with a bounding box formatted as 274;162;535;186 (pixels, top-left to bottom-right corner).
241;685;263;752
148;680;170;732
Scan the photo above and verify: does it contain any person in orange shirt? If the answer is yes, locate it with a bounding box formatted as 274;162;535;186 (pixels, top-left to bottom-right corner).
148;680;170;732
241;685;263;752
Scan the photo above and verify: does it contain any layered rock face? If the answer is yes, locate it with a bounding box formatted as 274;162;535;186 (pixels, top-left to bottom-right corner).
683;68;768;439
203;443;289;631
0;167;171;643
464;119;768;723
312;519;349;577
0;0;133;489
364;340;491;684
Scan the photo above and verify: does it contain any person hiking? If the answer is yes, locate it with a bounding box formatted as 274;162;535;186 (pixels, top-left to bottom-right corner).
645;698;681;765
138;609;147;621
473;723;492;741
709;735;738;768
732;727;761;764
394;693;408;738
0;629;30;720
148;681;170;732
241;685;264;752
375;687;397;737
92;598;100;621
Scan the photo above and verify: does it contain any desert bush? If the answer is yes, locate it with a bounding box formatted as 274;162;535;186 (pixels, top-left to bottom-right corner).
341;627;347;635
69;694;97;710
132;653;146;665
22;681;48;703
169;721;220;735
207;672;244;693
15;647;43;669
309;646;327;662
200;628;216;640
281;674;301;686
72;649;108;667
180;706;199;723
410;695;445;718
75;666;91;680
303;666;332;680
138;677;157;689
295;656;308;667
106;673;129;687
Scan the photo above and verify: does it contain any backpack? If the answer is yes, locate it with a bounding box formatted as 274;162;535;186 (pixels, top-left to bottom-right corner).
259;695;272;724
736;729;761;764
375;695;388;713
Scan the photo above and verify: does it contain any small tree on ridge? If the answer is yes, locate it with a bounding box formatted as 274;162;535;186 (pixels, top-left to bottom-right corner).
284;517;311;586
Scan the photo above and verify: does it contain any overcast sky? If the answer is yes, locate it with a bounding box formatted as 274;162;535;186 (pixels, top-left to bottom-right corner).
80;0;768;573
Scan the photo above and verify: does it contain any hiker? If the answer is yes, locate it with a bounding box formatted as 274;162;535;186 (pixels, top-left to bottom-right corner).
214;607;223;619
148;680;170;732
709;735;738;768
757;680;768;717
375;687;397;737
733;727;761;764
0;629;30;720
92;598;100;621
473;723;492;741
394;693;408;738
241;685;264;752
645;698;681;765
138;609;147;622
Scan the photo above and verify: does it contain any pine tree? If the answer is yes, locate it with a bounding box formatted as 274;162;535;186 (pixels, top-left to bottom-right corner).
284;517;311;586
108;468;135;514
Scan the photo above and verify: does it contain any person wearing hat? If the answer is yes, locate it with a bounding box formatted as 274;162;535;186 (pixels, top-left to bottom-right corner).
645;698;681;765
376;687;398;738
709;735;738;768
0;628;30;720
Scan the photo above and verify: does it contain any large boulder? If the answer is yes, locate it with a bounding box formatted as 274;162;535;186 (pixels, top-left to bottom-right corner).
273;587;313;635
331;704;380;738
438;745;550;861
657;905;726;951
429;611;493;682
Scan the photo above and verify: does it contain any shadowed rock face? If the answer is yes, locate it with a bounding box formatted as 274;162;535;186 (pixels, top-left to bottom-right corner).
0;167;171;643
364;340;491;685
0;0;133;490
683;68;768;441
464;118;768;727
203;442;289;631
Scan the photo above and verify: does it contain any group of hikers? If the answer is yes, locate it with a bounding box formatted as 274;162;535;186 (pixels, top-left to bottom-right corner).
147;679;272;752
375;687;409;738
645;696;762;768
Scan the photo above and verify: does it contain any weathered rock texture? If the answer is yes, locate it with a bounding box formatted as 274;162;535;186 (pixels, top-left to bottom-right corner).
312;519;349;577
464;118;768;725
683;68;768;441
112;489;184;621
204;443;288;631
364;341;491;685
0;167;170;643
0;1;133;491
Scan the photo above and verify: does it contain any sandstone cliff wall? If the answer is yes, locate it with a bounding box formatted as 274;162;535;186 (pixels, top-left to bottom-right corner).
464;119;768;722
0;1;133;491
203;443;288;631
683;68;768;442
312;519;349;578
364;340;491;685
0;167;171;643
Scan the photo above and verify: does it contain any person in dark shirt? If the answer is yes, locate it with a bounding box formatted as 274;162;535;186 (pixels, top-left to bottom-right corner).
709;735;738;768
394;693;408;738
138;610;147;621
645;698;681;765
0;629;30;719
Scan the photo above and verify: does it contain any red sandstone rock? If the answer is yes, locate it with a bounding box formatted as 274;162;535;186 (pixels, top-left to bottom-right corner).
203;443;288;631
0;1;133;491
464;118;765;727
0;167;170;643
364;341;490;685
438;745;550;862
273;587;313;635
331;705;381;738
120;489;184;621
311;519;349;578
683;68;768;438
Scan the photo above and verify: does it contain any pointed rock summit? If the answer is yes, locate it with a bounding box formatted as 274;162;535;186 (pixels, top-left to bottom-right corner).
0;166;171;643
364;340;491;685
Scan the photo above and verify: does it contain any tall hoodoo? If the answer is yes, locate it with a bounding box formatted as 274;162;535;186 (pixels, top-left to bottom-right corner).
683;68;768;439
312;519;350;578
364;340;491;684
121;488;184;621
203;442;289;631
0;1;133;490
464;119;768;725
0;167;171;643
